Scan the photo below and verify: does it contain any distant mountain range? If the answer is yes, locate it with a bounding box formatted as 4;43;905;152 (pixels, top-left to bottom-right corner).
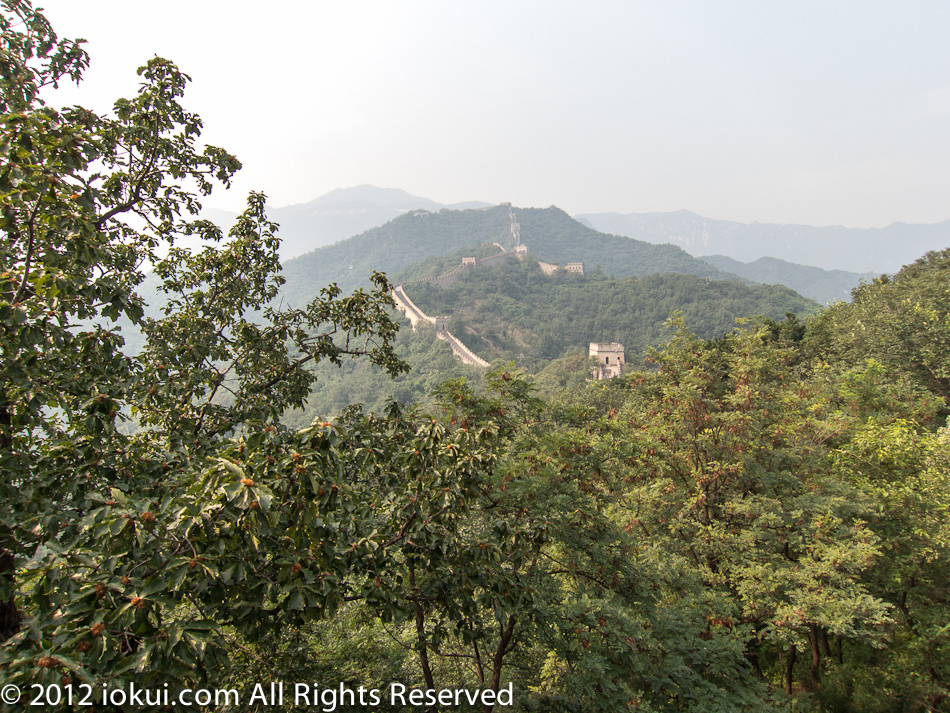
698;255;877;305
204;185;491;259
575;210;950;274
201;186;950;302
276;201;883;306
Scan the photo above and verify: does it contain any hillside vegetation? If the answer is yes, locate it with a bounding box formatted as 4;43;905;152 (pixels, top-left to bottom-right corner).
9;7;949;708
282;317;483;426
278;204;732;306
247;249;950;712
283;255;817;419
406;257;818;368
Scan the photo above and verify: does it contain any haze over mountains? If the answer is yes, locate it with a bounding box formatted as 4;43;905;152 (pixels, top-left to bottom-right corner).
204;185;491;259
201;185;950;305
697;256;878;306
125;188;950;412
576;210;950;274
277;204;728;307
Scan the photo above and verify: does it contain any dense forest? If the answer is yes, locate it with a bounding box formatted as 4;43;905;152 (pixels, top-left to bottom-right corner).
408;257;818;367
271;252;949;712
281;318;484;427
277;203;732;307
3;5;949;713
282;256;817;420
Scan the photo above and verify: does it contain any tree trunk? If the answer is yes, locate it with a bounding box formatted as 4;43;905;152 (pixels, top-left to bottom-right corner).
484;615;517;713
745;641;764;679
409;565;435;693
808;626;821;689
0;405;20;643
472;638;485;685
785;643;797;695
0;547;20;642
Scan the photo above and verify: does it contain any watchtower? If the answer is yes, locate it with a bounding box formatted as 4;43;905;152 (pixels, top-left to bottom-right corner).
589;342;624;380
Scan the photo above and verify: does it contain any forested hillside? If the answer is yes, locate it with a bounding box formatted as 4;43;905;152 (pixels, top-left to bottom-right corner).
284;257;817;419
279;206;512;301
205;186;494;260
278;204;730;306
510;206;725;278
407;258;818;367
282;317;483;426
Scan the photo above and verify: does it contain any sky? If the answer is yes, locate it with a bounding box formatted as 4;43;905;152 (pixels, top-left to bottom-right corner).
35;1;950;228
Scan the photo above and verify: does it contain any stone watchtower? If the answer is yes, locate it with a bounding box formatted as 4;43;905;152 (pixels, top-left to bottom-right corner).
589;342;624;380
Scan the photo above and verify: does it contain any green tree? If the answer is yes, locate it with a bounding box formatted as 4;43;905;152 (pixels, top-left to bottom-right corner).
828;383;950;710
613;320;891;697
0;0;411;696
805;249;950;408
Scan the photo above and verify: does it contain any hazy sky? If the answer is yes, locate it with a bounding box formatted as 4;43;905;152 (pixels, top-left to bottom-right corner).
37;1;950;228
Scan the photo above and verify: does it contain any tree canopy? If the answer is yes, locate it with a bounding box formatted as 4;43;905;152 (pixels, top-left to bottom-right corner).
0;0;408;690
2;4;949;711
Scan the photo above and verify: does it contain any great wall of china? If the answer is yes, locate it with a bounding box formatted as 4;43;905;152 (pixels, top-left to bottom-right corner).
391;283;490;367
391;206;583;368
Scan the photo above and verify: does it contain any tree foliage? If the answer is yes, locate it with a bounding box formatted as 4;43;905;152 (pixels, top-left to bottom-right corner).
2;4;949;711
805;249;950;407
0;0;408;694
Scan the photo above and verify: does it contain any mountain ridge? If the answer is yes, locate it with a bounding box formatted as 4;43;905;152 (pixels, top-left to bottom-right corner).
204;184;949;275
699;255;878;305
277;204;732;308
576;210;950;273
205;185;493;259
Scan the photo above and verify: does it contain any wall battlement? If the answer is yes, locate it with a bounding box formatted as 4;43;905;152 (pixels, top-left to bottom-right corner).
391;284;489;367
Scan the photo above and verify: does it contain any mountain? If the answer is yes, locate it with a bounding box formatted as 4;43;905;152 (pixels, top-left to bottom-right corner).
287;254;819;421
206;188;950;272
575;210;950;274
405;257;819;369
204;186;492;259
699;255;878;305
278;204;733;307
